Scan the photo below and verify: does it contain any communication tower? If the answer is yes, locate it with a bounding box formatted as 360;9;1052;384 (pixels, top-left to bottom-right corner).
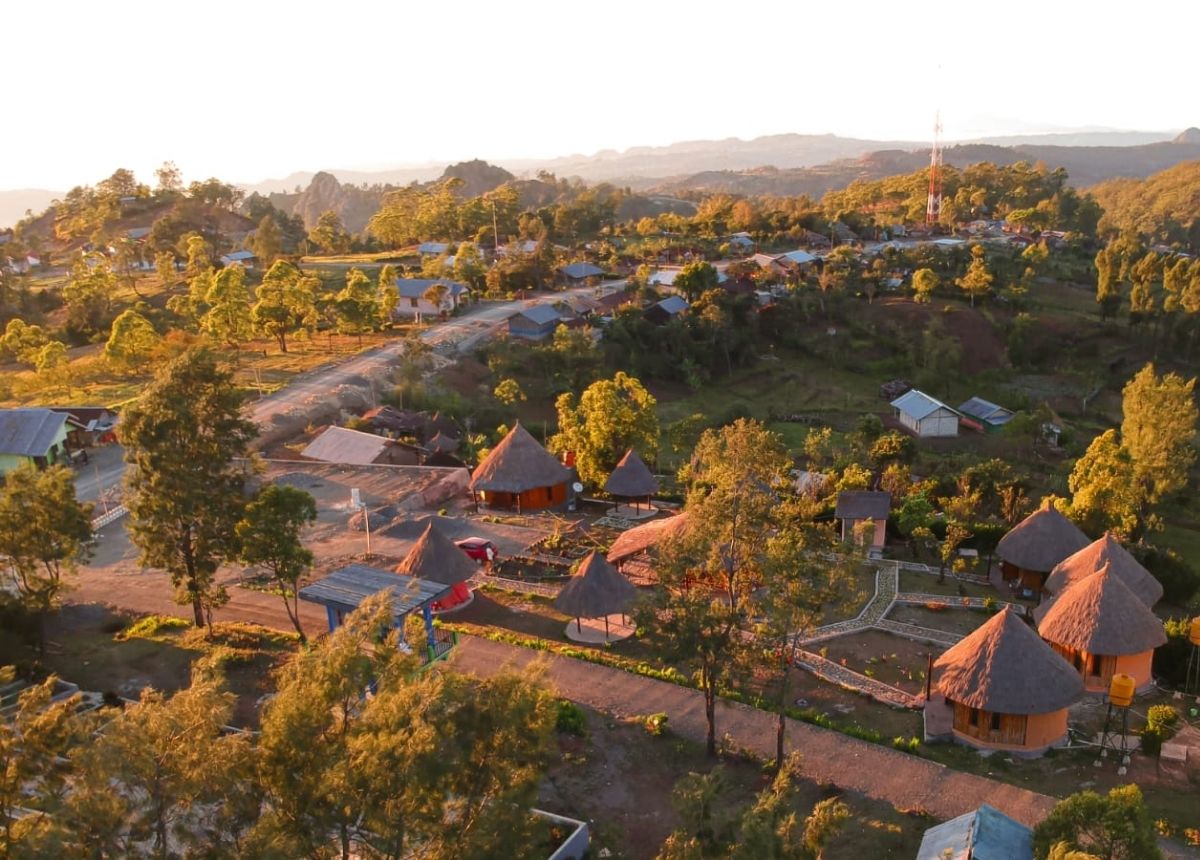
925;112;943;227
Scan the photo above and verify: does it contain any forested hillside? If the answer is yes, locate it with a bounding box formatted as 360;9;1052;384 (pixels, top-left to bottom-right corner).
1092;160;1200;247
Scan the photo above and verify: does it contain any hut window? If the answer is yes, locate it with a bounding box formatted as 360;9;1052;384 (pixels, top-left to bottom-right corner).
546;486;553;502
990;713;1001;731
968;709;979;728
1089;654;1102;676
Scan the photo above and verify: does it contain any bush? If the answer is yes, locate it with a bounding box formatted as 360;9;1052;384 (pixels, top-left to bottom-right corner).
644;713;669;736
1129;544;1198;606
1152;617;1194;686
555;699;587;736
116;614;190;640
1140;726;1165;757
1146;704;1179;733
982;596;997;612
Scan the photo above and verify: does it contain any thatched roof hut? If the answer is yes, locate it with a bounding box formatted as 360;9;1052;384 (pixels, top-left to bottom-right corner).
553;551;638;619
935;607;1082;714
607;512;689;565
469;423;570;494
1037;565;1167;656
604;449;658;498
1043;534;1162;607
996;500;1090;575
426;432;459;454
394;522;478;587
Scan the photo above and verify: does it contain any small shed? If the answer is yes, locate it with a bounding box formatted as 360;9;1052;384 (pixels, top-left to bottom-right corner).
219;250;256;269
604;449;658;511
957;397;1014;431
934;607;1082;754
298;563;455;661
553;551;638;638
890;389;960;437
507;305;564;341
643;295;689;326
916;804;1033;860
1037;564;1167;693
835;491;890;550
49;406;117;448
301;426;422;467
469;423;571;511
0;408;70;474
417;241;449;256
996;499;1091;592
394;521;479;612
392;278;469;318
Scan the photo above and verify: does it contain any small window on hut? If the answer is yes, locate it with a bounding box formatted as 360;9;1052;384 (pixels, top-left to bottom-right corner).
990;713;1001;731
968;709;979;728
1089;654;1103;676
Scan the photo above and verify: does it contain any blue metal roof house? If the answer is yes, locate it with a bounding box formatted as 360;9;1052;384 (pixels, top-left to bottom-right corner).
643;295;689;326
958;397;1015;432
558;262;604;281
916;804;1033;860
890;389;960;438
507;304;564;340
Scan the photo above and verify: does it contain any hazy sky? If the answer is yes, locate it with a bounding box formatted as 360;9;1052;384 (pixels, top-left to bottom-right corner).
4;0;1197;191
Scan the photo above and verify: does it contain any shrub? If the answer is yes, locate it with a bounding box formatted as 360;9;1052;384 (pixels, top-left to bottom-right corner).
1146;704;1178;733
116;614;190;640
1140;726;1165;757
644;713;669;736
555;699;587;736
1129;544;1198;606
1152;618;1194;686
982;596;997;612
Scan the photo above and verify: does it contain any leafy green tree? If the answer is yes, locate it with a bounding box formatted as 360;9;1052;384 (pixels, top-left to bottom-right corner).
236;485;317;642
1095;246;1122;320
182;233;213;281
493;377;526;405
333;267;379;346
105;309;161;369
1120;362;1197;503
956;245;994;307
674;261;720;302
251;261;319;353
637;419;789;756
63;253;117;338
377;265;400;326
911;267;938;303
549;371;659;486
0;318;50;366
307;209;351;255
250;214;282;266
0;465;92;650
1032;785;1161;860
202;264;254;350
154;250;178;288
1067;429;1144;538
122;349;256;627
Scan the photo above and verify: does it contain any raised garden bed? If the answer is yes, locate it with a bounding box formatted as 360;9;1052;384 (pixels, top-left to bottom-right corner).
886;604;992;638
816;630;942;696
494;555;573;582
897;569;994;600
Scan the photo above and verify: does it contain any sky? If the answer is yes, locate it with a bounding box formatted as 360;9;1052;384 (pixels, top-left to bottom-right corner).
3;0;1198;191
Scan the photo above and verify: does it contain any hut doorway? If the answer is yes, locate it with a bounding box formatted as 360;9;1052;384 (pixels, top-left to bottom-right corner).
952;702;1028;747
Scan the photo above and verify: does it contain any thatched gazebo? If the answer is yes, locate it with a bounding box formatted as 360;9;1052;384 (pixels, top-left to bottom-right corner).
606;512;690;585
1037;564;1167;693
394;521;480;612
1040;533;1162;610
604;448;658;513
469;423;571;511
995;499;1091;592
554;551;639;641
934;606;1083;754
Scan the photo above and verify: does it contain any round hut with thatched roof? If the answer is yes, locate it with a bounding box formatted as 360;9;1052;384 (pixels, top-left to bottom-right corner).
604;448;658;514
1037;564;1167;692
606;512;689;585
469;423;571;511
1035;533;1162;625
394;521;480;612
995;499;1091;592
554;551;639;642
933;606;1083;754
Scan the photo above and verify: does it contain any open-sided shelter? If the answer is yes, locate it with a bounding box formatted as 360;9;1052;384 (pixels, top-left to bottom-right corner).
1037;564;1167;692
934;606;1083;754
995;499;1090;592
394;521;480;611
469;423;571;511
604;448;658;510
553;551;638;637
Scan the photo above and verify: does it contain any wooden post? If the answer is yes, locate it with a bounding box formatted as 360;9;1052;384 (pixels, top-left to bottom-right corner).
576;617;582;634
604;615;610;639
924;652;934;701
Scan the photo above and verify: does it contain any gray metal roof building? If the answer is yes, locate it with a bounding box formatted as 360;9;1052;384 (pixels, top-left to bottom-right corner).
298;564;450;619
0;408;68;457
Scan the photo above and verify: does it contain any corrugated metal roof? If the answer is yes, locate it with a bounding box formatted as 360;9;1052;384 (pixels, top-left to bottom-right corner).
891;389;956;421
835;490;891;520
655;296;689;315
221;250;256;262
916;804;1032;860
0;408;68;457
512;304;562;326
298;564;450;616
958;397;1013;425
301;426;392;465
393;278;468;299
560;262;604;279
778;249;816;264
417;242;449;255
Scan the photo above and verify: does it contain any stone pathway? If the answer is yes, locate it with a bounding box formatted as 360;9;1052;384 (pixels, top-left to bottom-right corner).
794;648;922;708
894;592;1024;613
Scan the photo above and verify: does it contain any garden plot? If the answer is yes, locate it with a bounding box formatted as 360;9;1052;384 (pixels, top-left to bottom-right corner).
815;630;943;697
897;570;995;600
885;604;993;639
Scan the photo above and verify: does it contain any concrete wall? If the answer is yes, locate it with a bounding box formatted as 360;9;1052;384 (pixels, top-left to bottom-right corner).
917;410;959;437
533;809;589;860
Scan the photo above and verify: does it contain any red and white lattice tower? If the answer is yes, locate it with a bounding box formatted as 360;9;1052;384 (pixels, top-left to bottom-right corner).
925;111;943;226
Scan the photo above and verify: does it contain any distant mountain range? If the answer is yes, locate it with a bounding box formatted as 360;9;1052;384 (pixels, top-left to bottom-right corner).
3;128;1198;230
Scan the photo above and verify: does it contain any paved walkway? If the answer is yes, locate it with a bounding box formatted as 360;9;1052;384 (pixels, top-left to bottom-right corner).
449;636;1057;828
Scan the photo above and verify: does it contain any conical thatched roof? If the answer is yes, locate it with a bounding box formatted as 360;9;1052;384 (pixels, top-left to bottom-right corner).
394;522;478;587
553;551;638;619
1043;534;1162;607
607;512;689;564
426;432;459;454
935;607;1083;714
996;500;1090;573
604;449;658;498
1037;564;1168;655
469;423;570;493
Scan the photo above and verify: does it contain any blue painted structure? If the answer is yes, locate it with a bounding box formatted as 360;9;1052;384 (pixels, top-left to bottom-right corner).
298;564;457;662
